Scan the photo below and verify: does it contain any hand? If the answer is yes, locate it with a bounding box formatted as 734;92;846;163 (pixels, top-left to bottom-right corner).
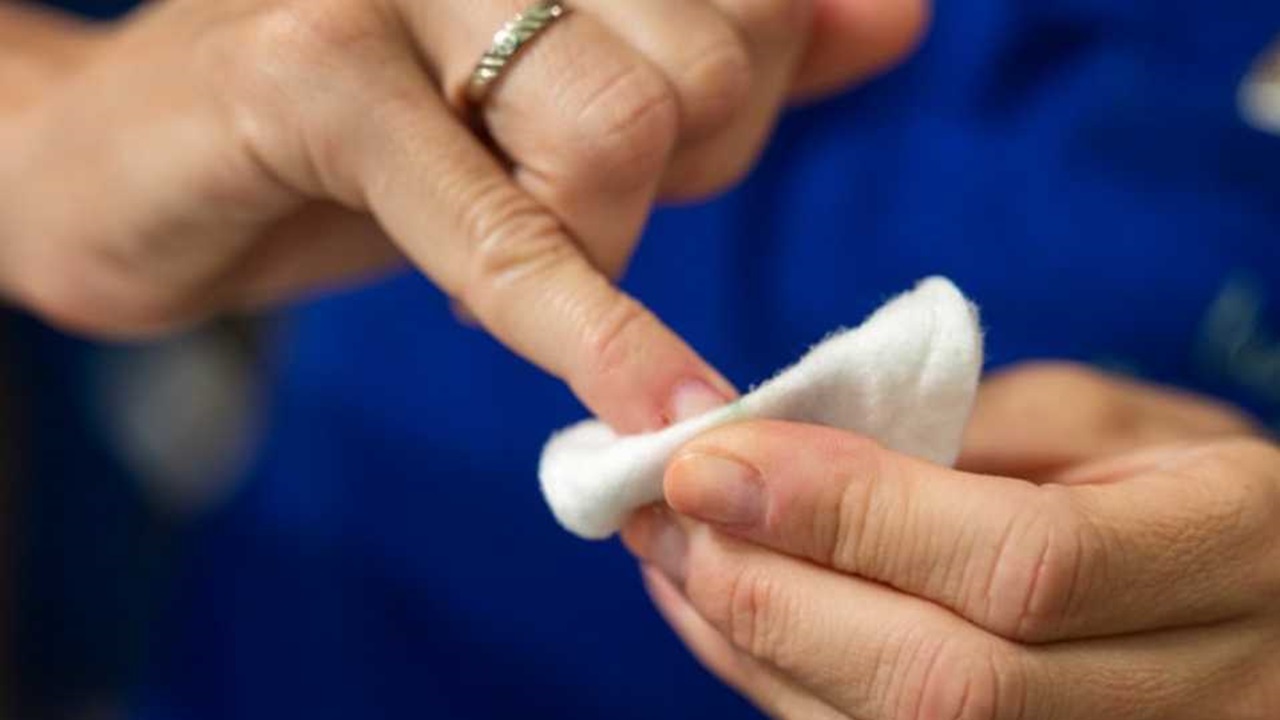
624;364;1279;719
0;0;924;432
958;362;1261;478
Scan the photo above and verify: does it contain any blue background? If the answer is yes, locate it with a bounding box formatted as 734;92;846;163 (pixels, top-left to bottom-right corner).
15;0;1280;718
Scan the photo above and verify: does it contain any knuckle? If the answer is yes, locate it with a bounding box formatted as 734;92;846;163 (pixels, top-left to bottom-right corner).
1176;439;1280;597
242;0;385;76
724;563;791;660
675;34;753;135
890;633;1022;720
983;489;1098;641
826;438;888;569
458;182;572;305
684;539;794;664
576;295;651;382
204;0;400;201
1177;440;1276;531
562;63;679;189
725;0;809;40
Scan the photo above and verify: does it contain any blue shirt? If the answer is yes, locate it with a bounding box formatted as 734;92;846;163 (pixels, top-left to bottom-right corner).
46;1;1280;718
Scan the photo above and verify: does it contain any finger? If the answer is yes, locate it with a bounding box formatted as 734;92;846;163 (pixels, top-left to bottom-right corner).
660;0;812;201
626;510;1029;719
1024;617;1280;720
664;422;1280;642
405;2;676;280
639;565;848;720
303;36;733;431
960;363;1263;480
792;0;930;99
576;0;752;142
632;514;1280;720
228;202;405;308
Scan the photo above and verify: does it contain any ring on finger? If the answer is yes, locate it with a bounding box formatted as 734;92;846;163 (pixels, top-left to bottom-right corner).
465;1;571;108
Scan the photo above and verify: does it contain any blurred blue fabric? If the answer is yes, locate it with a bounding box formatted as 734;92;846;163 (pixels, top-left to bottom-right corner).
30;0;1280;718
7;315;174;717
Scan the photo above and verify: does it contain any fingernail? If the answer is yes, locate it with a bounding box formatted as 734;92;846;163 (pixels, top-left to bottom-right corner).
645;510;688;584
669;379;730;424
671;452;763;528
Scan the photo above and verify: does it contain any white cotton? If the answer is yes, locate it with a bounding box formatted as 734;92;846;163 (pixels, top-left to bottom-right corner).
538;277;985;540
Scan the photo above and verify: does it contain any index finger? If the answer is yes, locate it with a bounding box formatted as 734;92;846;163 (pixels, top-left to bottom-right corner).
321;46;734;432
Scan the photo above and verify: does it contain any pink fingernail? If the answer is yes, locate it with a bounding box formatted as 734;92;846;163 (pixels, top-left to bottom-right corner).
669;379;730;424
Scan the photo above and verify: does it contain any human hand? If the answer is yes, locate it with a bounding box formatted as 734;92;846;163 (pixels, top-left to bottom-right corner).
0;0;924;432
959;362;1262;478
624;365;1279;718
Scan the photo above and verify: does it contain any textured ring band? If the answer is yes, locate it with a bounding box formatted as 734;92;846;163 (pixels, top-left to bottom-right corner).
466;1;570;107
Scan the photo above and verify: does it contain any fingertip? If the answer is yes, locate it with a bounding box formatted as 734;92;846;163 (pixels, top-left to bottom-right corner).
668;378;736;424
566;294;736;433
793;0;931;99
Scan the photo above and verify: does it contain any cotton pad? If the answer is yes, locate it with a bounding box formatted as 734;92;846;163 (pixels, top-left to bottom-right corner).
539;277;985;540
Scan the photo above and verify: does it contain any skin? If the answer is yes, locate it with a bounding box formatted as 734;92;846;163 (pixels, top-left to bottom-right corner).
0;0;925;433
624;363;1280;719
11;4;1274;717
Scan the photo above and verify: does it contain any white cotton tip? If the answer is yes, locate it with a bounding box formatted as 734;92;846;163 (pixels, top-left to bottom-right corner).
539;277;985;540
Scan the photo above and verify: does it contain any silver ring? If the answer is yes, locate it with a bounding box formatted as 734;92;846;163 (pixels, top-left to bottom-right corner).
466;1;570;107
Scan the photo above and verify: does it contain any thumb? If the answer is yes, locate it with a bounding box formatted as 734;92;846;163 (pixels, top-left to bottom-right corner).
792;0;930;99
